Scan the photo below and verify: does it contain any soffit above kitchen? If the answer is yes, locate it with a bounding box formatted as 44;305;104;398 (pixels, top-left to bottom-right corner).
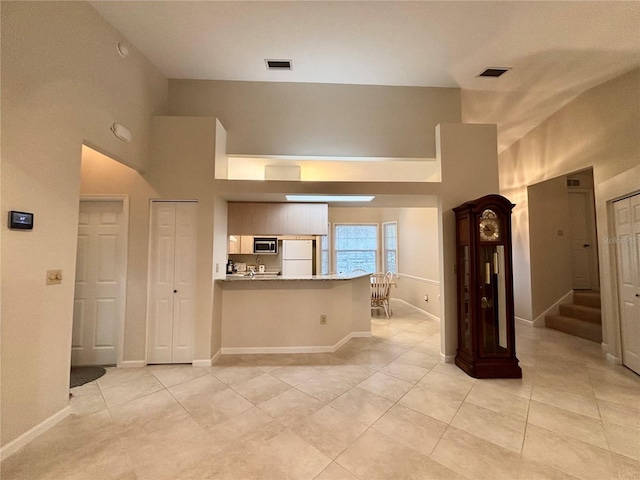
91;1;640;152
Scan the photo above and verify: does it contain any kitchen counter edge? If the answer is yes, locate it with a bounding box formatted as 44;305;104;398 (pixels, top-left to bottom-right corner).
217;273;370;282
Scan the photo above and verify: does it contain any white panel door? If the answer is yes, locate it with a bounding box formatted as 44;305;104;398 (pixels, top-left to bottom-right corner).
569;191;596;290
614;194;640;374
172;202;197;363
147;201;197;364
72;200;126;366
148;202;177;364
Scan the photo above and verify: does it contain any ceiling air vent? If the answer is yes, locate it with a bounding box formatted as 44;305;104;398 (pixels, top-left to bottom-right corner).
477;67;510;78
265;59;293;70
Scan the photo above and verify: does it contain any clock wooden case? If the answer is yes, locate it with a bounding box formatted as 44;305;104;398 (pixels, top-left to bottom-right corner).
453;194;522;378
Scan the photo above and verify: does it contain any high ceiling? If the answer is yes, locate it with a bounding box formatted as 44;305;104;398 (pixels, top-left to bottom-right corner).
91;1;640;152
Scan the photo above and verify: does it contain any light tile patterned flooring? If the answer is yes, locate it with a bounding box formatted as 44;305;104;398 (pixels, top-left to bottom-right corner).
2;302;639;479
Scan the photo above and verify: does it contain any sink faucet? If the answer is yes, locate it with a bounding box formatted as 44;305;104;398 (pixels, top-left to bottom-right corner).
248;270;255;277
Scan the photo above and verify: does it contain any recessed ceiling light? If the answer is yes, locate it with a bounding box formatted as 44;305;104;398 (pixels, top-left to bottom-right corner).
265;59;293;70
286;195;375;203
477;67;511;78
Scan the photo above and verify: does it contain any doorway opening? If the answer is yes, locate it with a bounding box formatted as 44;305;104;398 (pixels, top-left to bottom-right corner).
527;167;602;342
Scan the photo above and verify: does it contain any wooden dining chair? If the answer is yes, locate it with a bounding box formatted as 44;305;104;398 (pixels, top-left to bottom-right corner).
370;272;392;318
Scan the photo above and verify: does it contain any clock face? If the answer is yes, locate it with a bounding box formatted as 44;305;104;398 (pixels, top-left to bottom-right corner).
479;209;500;241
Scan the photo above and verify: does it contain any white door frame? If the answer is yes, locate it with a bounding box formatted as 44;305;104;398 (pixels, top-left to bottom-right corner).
77;195;129;368
604;186;640;364
610;192;640;372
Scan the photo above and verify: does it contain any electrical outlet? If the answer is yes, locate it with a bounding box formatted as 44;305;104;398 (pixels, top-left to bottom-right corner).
215;263;219;273
46;269;62;285
320;314;327;325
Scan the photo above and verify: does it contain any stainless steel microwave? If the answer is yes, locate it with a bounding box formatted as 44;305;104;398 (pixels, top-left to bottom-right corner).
253;237;278;254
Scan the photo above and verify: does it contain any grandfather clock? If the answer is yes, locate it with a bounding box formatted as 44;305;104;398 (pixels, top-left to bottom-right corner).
453;194;521;378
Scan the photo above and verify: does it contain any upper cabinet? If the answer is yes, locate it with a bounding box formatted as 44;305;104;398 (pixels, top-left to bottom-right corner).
228;203;328;235
228;235;254;254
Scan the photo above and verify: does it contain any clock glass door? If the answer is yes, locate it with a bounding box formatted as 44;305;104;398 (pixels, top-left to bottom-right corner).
458;245;471;350
479;245;508;354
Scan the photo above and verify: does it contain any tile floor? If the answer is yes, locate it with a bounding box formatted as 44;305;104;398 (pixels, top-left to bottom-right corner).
2;302;639;480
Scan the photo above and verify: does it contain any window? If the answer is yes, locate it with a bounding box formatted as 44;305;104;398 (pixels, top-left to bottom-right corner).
334;224;378;273
383;221;398;275
320;223;330;275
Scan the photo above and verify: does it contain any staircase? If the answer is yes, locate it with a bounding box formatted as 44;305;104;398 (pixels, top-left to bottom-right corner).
545;290;602;343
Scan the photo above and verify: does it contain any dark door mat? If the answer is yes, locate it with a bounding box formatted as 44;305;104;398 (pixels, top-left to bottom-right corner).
70;366;106;388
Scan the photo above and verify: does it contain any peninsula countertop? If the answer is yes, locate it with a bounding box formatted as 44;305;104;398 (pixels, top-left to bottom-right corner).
218;272;370;282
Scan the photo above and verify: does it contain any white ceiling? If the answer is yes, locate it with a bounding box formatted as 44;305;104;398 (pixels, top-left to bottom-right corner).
91;1;640;152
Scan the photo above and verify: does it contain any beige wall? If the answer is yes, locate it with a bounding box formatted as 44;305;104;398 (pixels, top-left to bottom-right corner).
81;116;223;364
147;117;221;363
498;68;640;359
527;176;572;320
169;80;461;158
1;2;502;450
79;148;159;361
328;207;441;319
437;124;500;359
595;163;640;362
211;196;228;355
0;1;167;447
394;208;441;320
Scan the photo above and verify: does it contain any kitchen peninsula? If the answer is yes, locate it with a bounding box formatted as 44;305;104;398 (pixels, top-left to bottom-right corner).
215;273;371;353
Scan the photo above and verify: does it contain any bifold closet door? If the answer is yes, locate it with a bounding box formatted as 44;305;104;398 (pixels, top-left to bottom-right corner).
147;201;197;364
614;194;640;375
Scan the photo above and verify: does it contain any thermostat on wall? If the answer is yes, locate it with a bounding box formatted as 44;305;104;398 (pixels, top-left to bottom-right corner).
9;211;34;230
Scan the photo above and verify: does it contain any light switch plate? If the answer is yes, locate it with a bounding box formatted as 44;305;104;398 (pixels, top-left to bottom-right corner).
46;270;62;285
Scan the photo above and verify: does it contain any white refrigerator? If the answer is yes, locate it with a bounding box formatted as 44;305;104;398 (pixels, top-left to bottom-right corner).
281;240;313;276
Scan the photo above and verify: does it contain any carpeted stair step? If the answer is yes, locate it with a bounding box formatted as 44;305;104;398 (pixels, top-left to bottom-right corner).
545;314;602;343
573;290;601;309
559;304;601;324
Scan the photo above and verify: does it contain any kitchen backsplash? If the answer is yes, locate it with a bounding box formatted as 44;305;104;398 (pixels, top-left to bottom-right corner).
228;252;283;272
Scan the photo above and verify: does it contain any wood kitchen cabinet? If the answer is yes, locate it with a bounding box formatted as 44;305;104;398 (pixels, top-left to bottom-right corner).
240;236;254;254
228;203;328;235
228;235;240;254
228;235;254;254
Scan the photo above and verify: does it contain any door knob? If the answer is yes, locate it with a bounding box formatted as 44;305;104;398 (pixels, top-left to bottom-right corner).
636;294;640;297
173;290;177;293
583;244;590;247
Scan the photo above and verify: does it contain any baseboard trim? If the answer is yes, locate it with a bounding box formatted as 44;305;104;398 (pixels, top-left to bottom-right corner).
119;360;146;368
192;359;212;367
220;331;372;355
392;298;440;323
515;316;535;327
221;346;335;354
606;353;622;365
193;349;222;367
441;353;456;363
212;349;222;364
1;405;71;461
605;348;622;365
532;290;574;327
